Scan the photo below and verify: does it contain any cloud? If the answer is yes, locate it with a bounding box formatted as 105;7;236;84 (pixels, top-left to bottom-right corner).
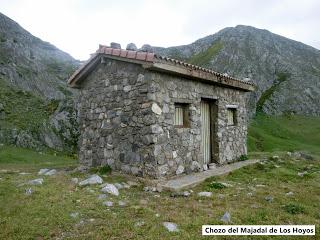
1;0;319;60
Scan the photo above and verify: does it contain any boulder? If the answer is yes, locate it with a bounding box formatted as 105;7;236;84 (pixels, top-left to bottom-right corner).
220;212;231;223
44;169;57;176
102;201;113;207
101;183;119;196
28;178;43;185
197;192;212;197
163;222;179;232
79;174;103;186
38;169;50;175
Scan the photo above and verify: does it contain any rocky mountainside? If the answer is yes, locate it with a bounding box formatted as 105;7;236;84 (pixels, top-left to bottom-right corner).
153;25;320;116
0;12;80;152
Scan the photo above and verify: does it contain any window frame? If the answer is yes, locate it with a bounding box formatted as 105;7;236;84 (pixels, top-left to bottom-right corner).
226;107;237;126
174;103;190;128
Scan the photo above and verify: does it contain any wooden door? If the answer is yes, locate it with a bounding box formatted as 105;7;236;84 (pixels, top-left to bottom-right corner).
200;101;211;164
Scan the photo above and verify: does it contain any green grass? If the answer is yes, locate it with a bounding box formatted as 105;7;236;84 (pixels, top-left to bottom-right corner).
248;114;320;154
0;145;76;170
256;72;289;113
188;41;223;66
0;146;319;239
0;79;50;132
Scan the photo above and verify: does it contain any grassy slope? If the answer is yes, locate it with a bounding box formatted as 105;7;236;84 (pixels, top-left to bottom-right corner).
0;146;319;239
248;114;320;155
0;115;319;239
188;41;223;66
0;78;60;139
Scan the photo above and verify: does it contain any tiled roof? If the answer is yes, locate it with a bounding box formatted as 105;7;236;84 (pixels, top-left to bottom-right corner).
68;45;255;91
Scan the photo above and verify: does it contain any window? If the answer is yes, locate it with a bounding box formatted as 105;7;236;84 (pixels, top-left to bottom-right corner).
227;108;237;126
174;103;190;127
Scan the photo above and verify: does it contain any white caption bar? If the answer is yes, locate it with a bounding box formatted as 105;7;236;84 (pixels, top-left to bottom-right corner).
202;225;315;235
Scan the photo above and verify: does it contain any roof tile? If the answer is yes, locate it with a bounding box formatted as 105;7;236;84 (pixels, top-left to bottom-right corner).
69;44;255;90
127;51;137;59
111;48;121;56
136;52;147;61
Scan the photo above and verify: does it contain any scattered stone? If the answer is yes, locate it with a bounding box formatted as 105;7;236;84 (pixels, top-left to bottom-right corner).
297;171;308;177
70;212;79;218
44;169;57;176
72;165;90;173
217;194;225;199
163;222;179;232
114;183;124;189
126;43;137;51
102;201;113;207
274;165;281;168
255;184;266;188
220;212;231;223
197;192;213;197
247;192;253;197
156;186;163;193
118;200;127;206
25;188;33;195
97;194;107;200
134;221;145;227
110;42;121;49
170;191;190;198
285;191;294;196
87;188;95;193
209;163;217;169
71;178;79;184
265;196;273;202
155;213;160;217
220;182;233;187
140;44;153;53
251;204;259;209
19;172;30;175
299;152;314;160
183;191;191;197
286;152;292;157
127;181;139;187
271;155;279;160
79;174;103;186
143;186;160;192
28;178;43;185
38;169;50;175
139;199;148;205
101;183;119;196
121;182;130;189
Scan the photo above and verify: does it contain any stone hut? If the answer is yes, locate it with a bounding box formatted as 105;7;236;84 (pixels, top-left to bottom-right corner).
68;44;255;179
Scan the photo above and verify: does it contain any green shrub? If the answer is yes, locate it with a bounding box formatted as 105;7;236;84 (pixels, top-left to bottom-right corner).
283;203;305;215
239;154;249;161
90;165;112;175
208;182;226;190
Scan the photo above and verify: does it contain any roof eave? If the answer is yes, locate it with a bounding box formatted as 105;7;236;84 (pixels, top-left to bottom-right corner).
145;62;255;92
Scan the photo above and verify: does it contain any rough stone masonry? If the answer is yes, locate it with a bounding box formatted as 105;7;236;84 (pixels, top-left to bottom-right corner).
68;44;255;179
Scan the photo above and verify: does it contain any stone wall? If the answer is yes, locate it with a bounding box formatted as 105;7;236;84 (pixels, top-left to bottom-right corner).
147;71;249;178
77;59;158;178
76;58;249;179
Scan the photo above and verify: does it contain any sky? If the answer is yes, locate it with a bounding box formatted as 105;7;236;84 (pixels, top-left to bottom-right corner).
1;0;319;60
